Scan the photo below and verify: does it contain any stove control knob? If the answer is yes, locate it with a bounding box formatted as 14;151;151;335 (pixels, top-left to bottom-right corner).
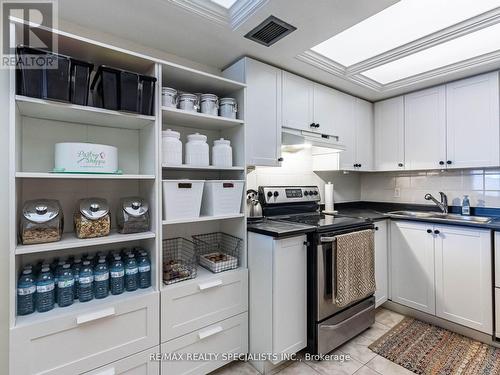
267;191;273;198
313;191;318;196
304;191;309;196
309;191;314;196
273;191;279;197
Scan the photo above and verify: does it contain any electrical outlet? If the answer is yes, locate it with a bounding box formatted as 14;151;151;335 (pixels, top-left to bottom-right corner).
394;187;401;198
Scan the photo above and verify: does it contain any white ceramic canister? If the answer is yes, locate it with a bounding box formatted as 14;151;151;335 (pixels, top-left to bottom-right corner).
219;97;238;119
212;138;232;167
161;87;178;108
185;133;209;166
162;129;182;165
200;93;218;116
178;93;198;112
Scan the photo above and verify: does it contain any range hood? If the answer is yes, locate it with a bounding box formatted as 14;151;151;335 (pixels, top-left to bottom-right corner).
281;127;346;153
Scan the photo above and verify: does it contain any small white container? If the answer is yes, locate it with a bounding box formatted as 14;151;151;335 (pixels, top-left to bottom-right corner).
178;93;198;112
200;94;218;116
163;180;204;221
185;133;209;166
219;98;238;119
212;138;232;167
201;180;244;216
54;142;118;173
161;87;178;108
162;129;182;166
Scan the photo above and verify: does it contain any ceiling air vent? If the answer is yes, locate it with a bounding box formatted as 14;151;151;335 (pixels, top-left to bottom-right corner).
244;15;297;47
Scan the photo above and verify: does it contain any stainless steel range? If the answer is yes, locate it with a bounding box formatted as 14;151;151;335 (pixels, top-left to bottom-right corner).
259;186;376;355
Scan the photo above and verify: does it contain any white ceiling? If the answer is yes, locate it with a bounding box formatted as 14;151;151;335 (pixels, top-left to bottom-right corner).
57;0;500;101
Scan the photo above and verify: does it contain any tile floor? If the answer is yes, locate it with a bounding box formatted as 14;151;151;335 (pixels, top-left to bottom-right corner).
211;308;410;375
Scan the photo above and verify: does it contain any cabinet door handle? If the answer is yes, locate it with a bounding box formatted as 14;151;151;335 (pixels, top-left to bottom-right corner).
447;160;452;165
278;157;284;162
427;229;432;233
375;226;379;231
94;368;116;375
198;325;223;340
398;163;404;167
439;161;445;165
434;229;440;235
77;307;115;325
310;123;316;128
198;279;223;290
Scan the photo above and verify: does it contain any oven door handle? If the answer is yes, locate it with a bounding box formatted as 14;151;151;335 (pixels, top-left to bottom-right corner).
319;303;374;329
320;236;336;243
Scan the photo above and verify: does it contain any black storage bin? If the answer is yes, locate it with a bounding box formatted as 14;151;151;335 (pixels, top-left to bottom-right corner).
139;75;157;116
91;65;120;110
43;52;70;102
16;46;45;98
70;59;93;106
91;65;142;112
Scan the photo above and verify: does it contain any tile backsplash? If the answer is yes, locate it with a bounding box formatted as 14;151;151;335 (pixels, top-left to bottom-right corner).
361;169;500;208
247;148;361;203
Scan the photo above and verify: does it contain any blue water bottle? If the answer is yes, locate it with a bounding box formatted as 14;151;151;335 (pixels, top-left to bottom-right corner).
78;261;94;302
57;264;74;307
35;266;55;313
17;269;36;315
137;251;151;289
110;255;125;295
94;258;109;299
71;257;82;300
124;253;138;292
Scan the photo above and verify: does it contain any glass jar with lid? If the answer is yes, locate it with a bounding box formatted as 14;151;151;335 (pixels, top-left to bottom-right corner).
20;199;64;245
117;197;150;234
74;198;111;239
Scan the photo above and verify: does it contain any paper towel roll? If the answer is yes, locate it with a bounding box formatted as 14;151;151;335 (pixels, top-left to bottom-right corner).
325;182;334;212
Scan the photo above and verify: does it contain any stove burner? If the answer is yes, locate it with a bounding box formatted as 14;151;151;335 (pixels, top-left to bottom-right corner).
278;213;370;232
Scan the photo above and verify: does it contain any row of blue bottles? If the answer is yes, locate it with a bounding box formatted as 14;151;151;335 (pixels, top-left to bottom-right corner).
17;249;151;316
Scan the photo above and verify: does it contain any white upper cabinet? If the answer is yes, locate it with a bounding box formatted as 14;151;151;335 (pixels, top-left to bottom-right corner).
282;71;314;132
434;225;492;334
404;86;446;170
313;83;337;135
334;90;357;170
355;98;374;171
374;97;405;171
224;58;282;167
446;71;500;169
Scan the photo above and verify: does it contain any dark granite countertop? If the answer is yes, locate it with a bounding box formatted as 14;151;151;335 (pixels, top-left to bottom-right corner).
247;219;316;238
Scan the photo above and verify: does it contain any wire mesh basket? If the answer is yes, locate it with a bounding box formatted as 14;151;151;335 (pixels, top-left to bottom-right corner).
192;232;242;273
162;237;198;285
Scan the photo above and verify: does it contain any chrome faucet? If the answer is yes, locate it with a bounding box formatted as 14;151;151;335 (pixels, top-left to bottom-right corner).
424;192;448;214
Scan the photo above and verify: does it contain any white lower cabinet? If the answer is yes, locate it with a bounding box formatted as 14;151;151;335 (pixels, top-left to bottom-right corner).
434;225;492;333
10;291;160;375
390;221;436;314
83;346;160;375
374;220;388;308
161;268;248;342
247;233;307;372
390;221;492;334
161;312;248;375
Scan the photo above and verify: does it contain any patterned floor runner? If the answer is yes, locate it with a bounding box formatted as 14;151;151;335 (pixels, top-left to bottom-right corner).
369;318;500;374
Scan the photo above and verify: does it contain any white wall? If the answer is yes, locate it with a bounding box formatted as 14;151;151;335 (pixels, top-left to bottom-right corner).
361;169;500;207
247;148;361;203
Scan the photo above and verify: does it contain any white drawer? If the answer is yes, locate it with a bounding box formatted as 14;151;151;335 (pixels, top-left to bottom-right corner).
495;232;500;287
11;291;160;375
83;346;160;375
161;268;248;341
161;312;248;375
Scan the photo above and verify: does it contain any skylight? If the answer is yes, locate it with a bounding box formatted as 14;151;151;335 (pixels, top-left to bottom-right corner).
311;0;500;67
210;0;237;9
362;22;500;84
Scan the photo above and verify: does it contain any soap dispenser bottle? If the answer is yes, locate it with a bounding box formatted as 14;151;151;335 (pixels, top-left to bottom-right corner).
462;195;470;216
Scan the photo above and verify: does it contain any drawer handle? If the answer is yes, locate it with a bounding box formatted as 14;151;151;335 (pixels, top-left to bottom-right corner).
198;325;223;340
94;368;115;375
198;280;223;290
77;307;116;325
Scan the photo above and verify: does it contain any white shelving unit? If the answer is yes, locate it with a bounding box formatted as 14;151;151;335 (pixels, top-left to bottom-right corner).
8;20;248;375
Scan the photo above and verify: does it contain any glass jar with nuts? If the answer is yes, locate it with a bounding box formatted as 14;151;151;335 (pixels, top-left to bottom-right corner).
74;198;111;239
20;199;64;245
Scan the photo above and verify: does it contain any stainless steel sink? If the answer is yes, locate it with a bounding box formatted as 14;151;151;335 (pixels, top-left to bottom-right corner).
388;210;444;219
388;210;492;224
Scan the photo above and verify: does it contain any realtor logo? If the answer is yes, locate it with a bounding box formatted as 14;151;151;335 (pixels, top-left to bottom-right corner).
1;0;58;68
